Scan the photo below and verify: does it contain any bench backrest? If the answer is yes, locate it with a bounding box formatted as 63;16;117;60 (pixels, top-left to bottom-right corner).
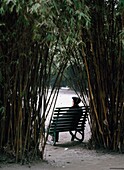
49;106;89;133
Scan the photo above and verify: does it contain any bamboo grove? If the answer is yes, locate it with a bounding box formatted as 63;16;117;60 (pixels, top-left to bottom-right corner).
81;0;124;151
0;0;124;163
0;0;69;162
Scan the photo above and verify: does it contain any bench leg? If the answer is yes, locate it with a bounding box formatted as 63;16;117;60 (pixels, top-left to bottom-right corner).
53;132;59;145
75;131;84;142
55;132;59;142
69;131;75;141
69;131;84;142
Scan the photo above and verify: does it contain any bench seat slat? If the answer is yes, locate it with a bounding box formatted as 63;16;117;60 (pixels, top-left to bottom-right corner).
49;125;84;130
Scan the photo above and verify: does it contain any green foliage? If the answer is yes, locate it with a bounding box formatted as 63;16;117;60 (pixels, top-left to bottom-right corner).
119;0;124;5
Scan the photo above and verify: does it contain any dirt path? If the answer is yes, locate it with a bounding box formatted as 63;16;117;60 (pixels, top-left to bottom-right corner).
1;132;124;170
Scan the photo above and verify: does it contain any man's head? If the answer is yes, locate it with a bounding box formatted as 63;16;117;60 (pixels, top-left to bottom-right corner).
72;97;81;106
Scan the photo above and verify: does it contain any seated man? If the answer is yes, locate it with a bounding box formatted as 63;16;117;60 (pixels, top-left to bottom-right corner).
52;97;82;142
72;97;81;108
69;97;82;141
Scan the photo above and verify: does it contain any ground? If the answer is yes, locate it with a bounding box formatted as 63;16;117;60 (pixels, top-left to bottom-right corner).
1;132;124;170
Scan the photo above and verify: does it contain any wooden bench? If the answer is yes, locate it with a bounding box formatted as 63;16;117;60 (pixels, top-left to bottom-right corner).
49;106;90;145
